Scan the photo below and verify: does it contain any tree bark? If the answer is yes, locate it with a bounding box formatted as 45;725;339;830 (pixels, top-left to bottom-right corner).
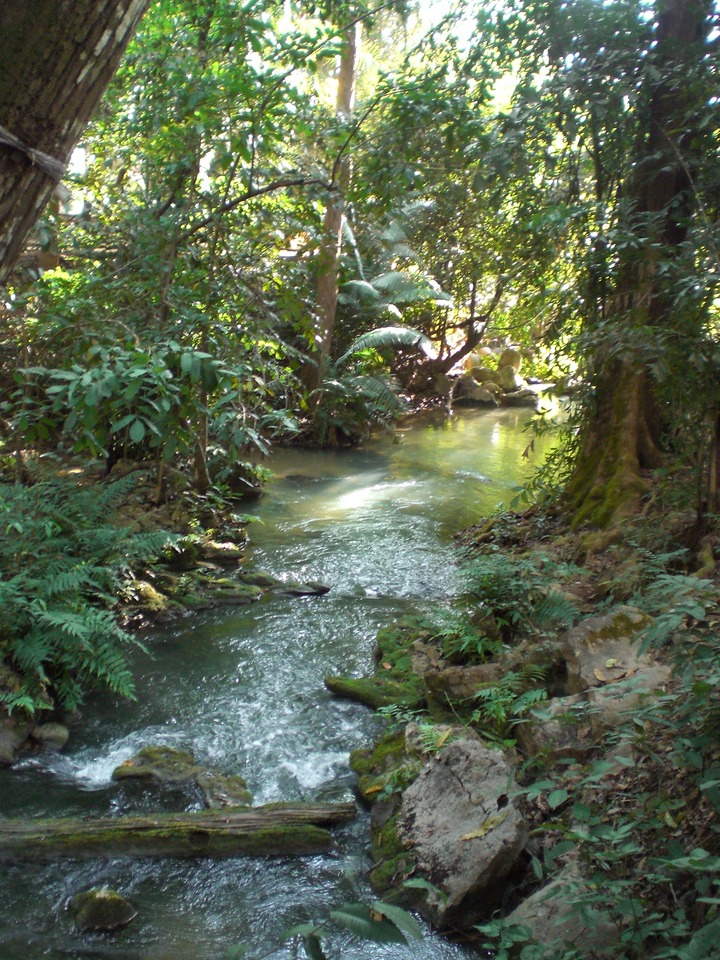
565;0;712;528
0;801;356;860
0;0;150;284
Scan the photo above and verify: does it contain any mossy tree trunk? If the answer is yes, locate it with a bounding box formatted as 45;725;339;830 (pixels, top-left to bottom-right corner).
0;0;150;284
565;0;713;528
0;802;357;860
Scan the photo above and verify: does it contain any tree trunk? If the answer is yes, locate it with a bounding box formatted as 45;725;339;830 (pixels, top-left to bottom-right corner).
565;0;712;528
313;23;360;391
0;0;150;284
0;802;356;860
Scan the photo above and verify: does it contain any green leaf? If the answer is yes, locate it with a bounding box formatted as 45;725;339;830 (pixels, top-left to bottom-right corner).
401;877;448;902
682;918;720;959
547;788;568;809
129;419;146;443
370;901;423;940
330;903;408;944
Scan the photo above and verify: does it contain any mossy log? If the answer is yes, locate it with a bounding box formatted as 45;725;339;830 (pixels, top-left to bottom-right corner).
0;802;356;861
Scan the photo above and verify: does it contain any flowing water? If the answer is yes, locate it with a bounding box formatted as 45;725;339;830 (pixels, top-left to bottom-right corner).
0;407;554;960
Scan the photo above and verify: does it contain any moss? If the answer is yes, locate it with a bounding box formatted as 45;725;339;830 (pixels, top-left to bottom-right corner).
69;887;136;931
112;745;200;783
133;580;173;613
368;814;415;899
196;770;253;809
25;823;333;858
375;619;431;679
324;675;423;710
349;730;424;802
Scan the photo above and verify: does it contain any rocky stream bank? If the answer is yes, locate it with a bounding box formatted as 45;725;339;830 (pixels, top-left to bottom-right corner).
325;503;720;958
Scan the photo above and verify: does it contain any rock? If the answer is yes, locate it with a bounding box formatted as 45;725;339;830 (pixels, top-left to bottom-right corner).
410;639;445;675
424;662;504;704
470;365;500;384
396;739;528;928
503;863;616;954
69;888;137;932
200;580;264;605
586;663;671;736
273;579;330;596
132;579;176;617
30;722;70;750
112;745;200;784
502;388;539;408
514;694;595;762
239;570;283;588
324;674;424;710
196;770;253;809
463;349;494;372
560;605;653;695
497;347;523;373
454;375;499;406
200;541;245;564
0;718;31;766
495;365;525;392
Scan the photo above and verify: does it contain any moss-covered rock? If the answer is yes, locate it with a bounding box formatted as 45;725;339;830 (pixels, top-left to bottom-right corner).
69;888;137;932
324;675;423;710
196;770;253;809
112;745;201;784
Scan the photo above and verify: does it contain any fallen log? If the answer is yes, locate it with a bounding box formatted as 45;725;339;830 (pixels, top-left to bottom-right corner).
0;801;356;860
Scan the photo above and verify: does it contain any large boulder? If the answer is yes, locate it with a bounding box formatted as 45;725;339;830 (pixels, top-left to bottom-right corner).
112;745;201;784
396;739;527;928
112;745;254;809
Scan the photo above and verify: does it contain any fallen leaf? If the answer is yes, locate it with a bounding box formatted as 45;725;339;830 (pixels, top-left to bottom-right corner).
461;810;508;841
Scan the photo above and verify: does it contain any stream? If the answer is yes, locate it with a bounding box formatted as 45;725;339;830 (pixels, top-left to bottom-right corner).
0;406;554;960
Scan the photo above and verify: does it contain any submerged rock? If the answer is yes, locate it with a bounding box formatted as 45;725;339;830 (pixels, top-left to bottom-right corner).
273;579;330;596
396;739;528;928
196;770;253;809
69;888;137;932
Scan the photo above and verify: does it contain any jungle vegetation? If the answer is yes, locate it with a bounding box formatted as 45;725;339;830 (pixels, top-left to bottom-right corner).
0;0;719;953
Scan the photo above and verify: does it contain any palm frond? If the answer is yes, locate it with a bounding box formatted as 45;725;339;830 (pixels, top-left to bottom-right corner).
337;325;436;366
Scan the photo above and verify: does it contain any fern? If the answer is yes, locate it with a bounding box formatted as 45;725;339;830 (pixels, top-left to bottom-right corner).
0;477;171;714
